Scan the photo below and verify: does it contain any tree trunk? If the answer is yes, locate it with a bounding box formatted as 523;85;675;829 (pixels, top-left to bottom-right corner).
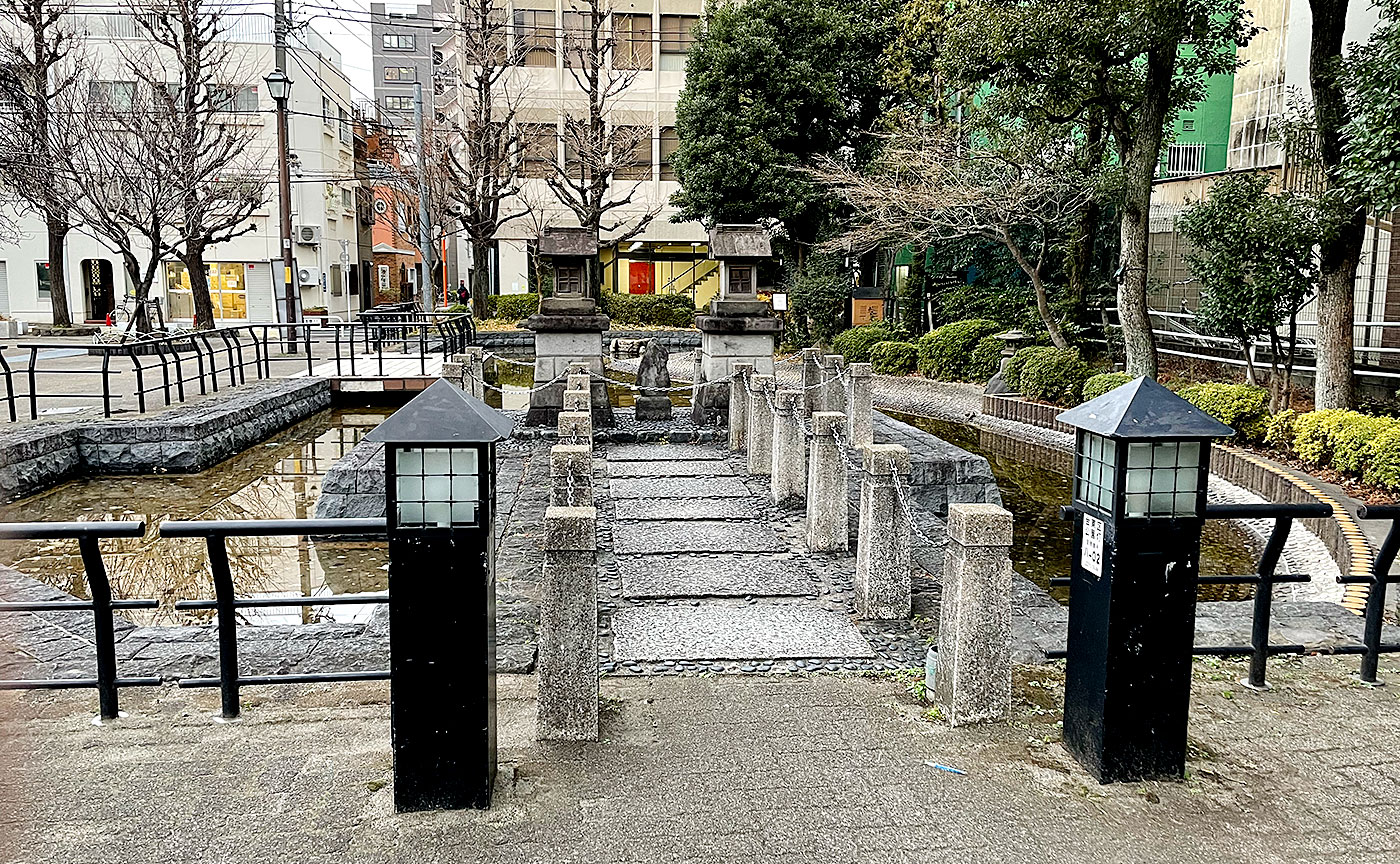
1066;116;1104;319
470;238;492;319
185;252;216;330
1002;229;1069;349
1309;0;1362;410
1116;41;1178;379
45;211;72;327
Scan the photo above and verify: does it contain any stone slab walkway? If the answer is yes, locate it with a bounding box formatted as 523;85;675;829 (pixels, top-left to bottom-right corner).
5;656;1400;864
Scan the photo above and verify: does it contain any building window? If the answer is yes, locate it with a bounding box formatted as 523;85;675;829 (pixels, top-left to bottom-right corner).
659;126;679;181
35;262;51;299
339;106;351;144
210;84;258;113
384;65;416;82
513;9;556;67
1162;143;1205;178
383;95;414;112
615;126;652;179
1182;118;1196;132
659;15;698;71
520;123;556;178
322;96;332;125
165;261;249;321
87;80;136;110
342;188;354;209
382;33;416;50
614;13;652;70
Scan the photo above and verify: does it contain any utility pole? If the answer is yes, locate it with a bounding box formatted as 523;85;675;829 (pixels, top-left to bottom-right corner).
272;0;298;349
414;81;433;308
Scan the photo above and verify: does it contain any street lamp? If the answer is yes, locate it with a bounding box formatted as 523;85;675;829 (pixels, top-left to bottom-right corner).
364;378;515;811
1057;376;1234;784
263;69;298;351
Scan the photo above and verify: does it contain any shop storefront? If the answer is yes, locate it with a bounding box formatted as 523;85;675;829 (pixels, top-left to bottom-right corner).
164;261;251;321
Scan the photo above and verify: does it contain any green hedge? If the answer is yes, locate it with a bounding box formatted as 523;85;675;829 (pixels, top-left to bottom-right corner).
1177;382;1271;442
832;323;903;364
486;293;539;322
1003;346;1055;392
1281;408;1400;489
916;319;1003;379
1264;408;1297;451
870;340;919;376
1016;347;1091;407
601;292;697;328
968;335;1006;382
1293;409;1346;465
1083;372;1133;402
1365;426;1400;489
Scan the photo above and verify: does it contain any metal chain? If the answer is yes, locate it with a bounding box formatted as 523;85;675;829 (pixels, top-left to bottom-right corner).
889;456;940;547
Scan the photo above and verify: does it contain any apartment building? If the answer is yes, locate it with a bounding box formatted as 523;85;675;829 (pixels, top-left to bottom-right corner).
0;9;365;325
422;0;716;307
1146;1;1395;349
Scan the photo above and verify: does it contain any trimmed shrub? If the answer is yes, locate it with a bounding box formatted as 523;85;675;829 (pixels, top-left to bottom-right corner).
1003;346;1057;392
916;319;1002;380
1264;409;1297;452
1332;414;1397;475
1292;409;1348;466
870;340;919;376
1083;372;1134;402
487;292;539;322
1177;382;1271;442
832;323;902;364
1018;348;1091;407
601;292;696;328
1364;426;1400;489
968;335;1006;382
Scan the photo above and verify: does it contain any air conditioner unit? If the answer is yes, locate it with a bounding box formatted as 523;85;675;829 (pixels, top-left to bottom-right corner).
298;265;321;286
295;225;322;245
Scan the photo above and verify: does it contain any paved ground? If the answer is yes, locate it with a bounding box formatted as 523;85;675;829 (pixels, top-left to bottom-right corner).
3;656;1400;864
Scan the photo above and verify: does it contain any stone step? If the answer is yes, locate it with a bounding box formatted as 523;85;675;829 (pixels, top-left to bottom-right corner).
607;460;737;478
613;498;759;521
608;477;751;499
611;604;875;661
612;520;785;555
618;554;811;599
607;444;728;461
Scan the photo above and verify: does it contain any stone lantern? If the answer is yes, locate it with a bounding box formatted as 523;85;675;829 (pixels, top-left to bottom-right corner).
693;224;782;421
1056;376;1234;784
984;329;1029;394
524;226;611;426
365;378;515;811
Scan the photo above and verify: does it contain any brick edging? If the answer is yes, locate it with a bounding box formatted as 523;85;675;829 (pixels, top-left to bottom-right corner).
981;394;1074;434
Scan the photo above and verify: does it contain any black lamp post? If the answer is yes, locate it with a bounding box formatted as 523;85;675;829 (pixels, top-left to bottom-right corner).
263;68;298;352
365;379;515;811
1057;376;1234;784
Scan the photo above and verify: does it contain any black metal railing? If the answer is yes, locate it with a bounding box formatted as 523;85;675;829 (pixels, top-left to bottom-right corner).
0;520;160;718
1048;502;1338;688
5;313;475;421
161;517;389;719
1345;505;1400;684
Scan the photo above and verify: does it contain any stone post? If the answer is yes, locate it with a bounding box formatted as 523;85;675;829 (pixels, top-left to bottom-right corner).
537;505;598;741
855;444;911;619
805;411;848;552
728;362;754;452
462;346;486;400
746;374;775;476
822;355;847;415
557;411;592;446
933;503;1013;727
549;444;592;507
567;370;591;393
801;349;823;413
770;389;807;507
563;388;591;413
846;362;873;447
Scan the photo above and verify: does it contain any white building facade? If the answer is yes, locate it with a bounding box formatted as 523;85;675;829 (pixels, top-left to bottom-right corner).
0;10;365;325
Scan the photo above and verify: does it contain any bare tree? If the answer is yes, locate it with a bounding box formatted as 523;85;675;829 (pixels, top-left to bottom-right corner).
128;0;268;330
435;0;528;318
0;0;81;326
545;0;659;261
816;128;1091;348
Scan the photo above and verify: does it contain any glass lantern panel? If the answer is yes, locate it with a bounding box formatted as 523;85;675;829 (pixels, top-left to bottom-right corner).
424;475;451;502
1174;492;1196;515
452;474;479;500
397;475;424;501
1097;485;1112;511
1126;468;1150;492
1153;442;1177;468
1125;493;1149;517
1175;467;1197;492
398;501;425;525
451;501;477;524
1178;441;1201;466
1151;469;1174;492
423;448;452;475
424;501;452;527
396;449;422;474
453;448;479;474
1102;439;1117;466
1151;492;1173;512
1128;442;1152;468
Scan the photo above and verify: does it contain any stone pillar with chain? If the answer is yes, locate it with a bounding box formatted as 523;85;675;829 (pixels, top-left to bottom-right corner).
856;444;912;619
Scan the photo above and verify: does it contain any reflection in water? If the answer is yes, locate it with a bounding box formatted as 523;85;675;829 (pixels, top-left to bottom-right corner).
0;408;393;625
886;412;1258;602
483;353;695;411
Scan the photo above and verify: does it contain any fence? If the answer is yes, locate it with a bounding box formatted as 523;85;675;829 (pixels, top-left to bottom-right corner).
1046;501;1400;687
1;313;474;421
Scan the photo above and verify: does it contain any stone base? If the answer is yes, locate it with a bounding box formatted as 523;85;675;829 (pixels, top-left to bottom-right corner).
696;321;780;385
525;316;613;427
633;395;673;421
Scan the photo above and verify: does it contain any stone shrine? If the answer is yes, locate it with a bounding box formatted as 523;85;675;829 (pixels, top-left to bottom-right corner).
633;340;674;421
525;226;612;427
693;224;782;422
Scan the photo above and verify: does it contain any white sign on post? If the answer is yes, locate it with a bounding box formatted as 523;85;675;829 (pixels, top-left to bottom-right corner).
1081;514;1105;578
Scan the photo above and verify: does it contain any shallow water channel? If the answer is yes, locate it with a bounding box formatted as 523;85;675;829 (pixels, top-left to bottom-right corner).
0;408;393;624
885;412;1258;602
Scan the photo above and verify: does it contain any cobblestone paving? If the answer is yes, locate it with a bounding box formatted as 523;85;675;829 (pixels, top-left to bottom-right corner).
5;657;1400;863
